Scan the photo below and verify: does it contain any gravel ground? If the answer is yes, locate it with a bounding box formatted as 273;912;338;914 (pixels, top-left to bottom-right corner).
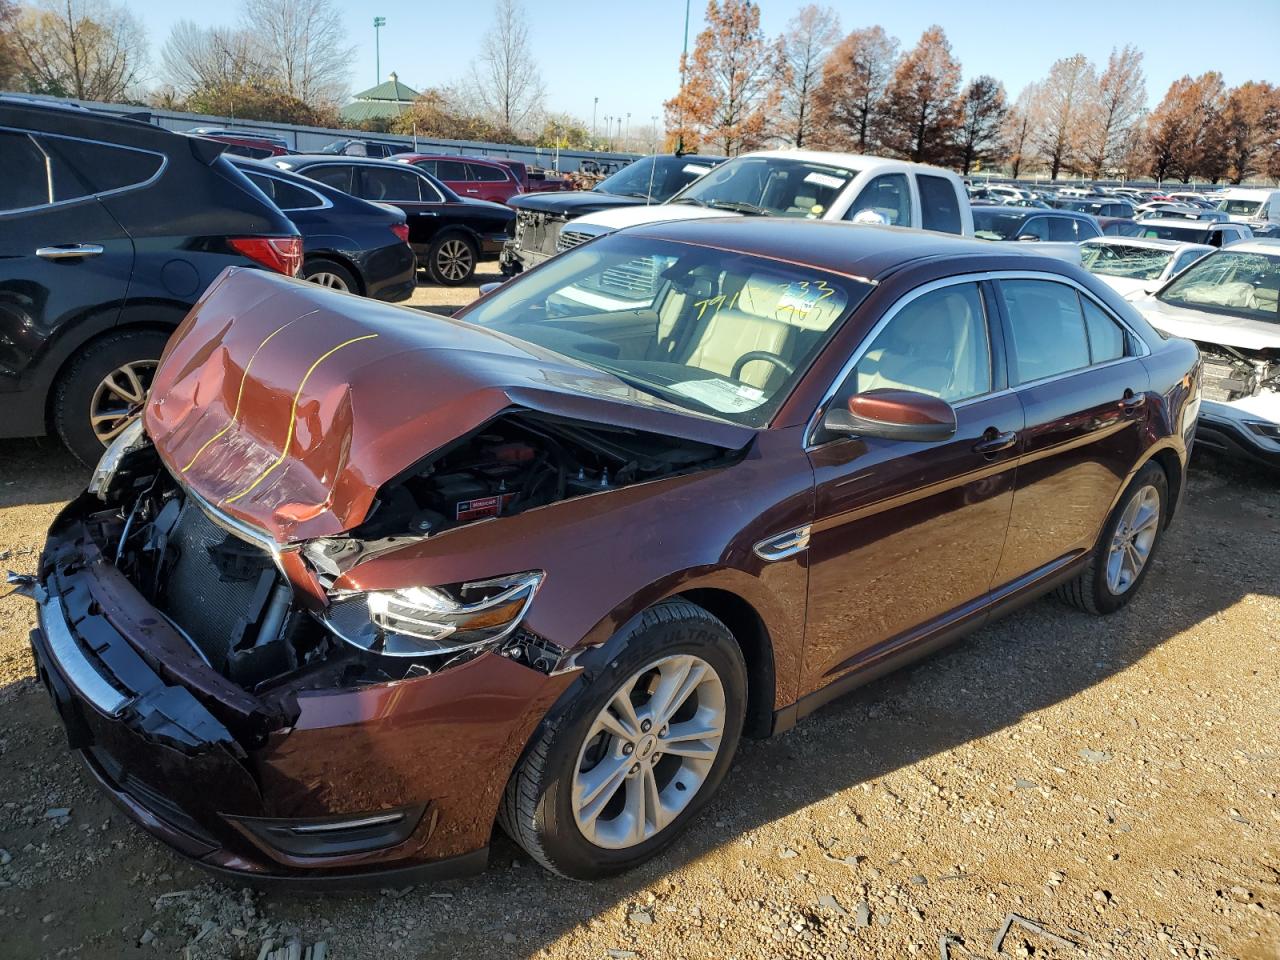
0;274;1277;959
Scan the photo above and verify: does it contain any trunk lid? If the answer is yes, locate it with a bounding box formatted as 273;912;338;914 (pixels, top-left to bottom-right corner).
145;268;753;544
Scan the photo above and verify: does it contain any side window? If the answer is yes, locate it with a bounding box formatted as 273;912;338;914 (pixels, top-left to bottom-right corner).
848;282;992;403
999;279;1091;384
1080;295;1127;363
263;177;324;211
1047;217;1080;242
917;174;962;234
361;167;422;202
0;131;57;211
305;165;353;193
469;163;507;183
846;173;912;227
1172;249;1204;274
1017;217;1049;241
42;137;163;195
434;159;469;181
244;171;278;200
413;160;438;177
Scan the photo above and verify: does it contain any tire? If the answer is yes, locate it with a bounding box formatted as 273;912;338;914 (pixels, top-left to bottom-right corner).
426;233;477;286
1056;461;1169;615
53;329;171;466
499;599;747;880
301;257;359;294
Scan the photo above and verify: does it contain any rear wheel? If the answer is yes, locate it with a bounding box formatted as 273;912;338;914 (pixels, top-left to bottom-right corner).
1056;461;1169;615
426;233;477;286
301;257;358;293
499;600;746;879
53;329;170;466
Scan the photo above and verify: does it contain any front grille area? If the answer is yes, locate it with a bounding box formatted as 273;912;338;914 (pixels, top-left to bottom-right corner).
517;211;564;255
160;501;275;670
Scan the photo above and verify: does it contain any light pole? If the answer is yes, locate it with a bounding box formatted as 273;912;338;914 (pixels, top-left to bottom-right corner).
651;114;658;152
592;97;598;141
624;112;630;151
373;16;386;85
604;115;611;151
677;0;691;154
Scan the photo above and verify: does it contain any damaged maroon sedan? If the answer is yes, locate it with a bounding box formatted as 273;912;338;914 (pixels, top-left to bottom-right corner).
26;219;1199;885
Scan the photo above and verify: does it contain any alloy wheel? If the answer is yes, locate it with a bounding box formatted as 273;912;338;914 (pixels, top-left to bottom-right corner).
89;360;157;445
306;271;350;291
1106;483;1160;594
436;239;474;282
572;654;725;850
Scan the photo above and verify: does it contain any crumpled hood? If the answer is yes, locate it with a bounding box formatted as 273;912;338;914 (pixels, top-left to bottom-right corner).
1132;295;1280;352
145;268;754;544
572;203;736;231
509;190;649;218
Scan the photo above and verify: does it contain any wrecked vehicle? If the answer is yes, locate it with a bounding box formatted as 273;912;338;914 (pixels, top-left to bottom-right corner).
28;219;1199;884
1129;240;1280;468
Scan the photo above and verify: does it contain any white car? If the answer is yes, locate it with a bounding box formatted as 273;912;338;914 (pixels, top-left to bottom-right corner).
1216;188;1280;238
1128;240;1280;468
1080;237;1214;298
557;150;974;248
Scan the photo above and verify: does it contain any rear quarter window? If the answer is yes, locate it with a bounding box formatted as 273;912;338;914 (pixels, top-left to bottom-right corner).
917;174;963;234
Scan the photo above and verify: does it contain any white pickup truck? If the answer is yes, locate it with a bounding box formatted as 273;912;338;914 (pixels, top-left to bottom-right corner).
554;149;974;249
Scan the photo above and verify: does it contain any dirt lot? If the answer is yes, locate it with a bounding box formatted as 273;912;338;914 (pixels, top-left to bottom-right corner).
1;273;1277;960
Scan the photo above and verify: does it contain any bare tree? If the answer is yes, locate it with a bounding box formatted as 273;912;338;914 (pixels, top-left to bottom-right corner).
775;4;840;147
1081;45;1146;179
160;20;267;96
469;0;545;134
1029;54;1097;179
0;0;19;89
241;0;353;107
955;75;1007;174
1002;85;1035;178
810;25;898;152
879;25;962;165
12;0;146;101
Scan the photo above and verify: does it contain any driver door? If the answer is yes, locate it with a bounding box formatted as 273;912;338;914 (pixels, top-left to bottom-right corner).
802;279;1022;693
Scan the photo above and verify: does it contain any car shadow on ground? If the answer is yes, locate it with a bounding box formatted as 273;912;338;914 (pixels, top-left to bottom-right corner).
0;443;1275;958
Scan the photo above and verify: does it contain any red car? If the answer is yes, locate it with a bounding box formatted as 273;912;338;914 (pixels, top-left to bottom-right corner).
27;220;1198;885
397;154;524;204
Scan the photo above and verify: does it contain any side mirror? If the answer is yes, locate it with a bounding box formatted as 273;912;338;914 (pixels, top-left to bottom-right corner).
477;280;507;296
1016;233;1040;242
823;389;958;443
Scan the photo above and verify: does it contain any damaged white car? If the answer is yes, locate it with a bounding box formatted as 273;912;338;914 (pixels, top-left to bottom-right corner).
1129;240;1280;468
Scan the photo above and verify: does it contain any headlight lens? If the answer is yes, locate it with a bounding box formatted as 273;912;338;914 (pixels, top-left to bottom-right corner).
88;418;147;499
324;571;543;657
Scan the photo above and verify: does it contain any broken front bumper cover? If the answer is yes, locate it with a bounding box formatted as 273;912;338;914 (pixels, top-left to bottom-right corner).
28;498;574;885
1196;397;1280;468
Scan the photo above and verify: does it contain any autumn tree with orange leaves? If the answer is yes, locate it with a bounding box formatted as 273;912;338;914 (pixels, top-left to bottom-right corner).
809;25;898;153
1218;81;1280;183
663;0;779;156
879;25;962;165
1145;72;1226;182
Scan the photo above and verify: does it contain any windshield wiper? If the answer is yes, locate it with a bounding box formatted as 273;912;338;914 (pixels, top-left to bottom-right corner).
671;196;707;207
705;200;768;216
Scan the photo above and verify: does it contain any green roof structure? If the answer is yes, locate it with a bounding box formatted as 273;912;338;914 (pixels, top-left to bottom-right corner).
340;72;419;123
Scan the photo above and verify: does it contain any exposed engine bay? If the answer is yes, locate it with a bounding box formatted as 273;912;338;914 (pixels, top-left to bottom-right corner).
1198;343;1279;403
86;411;739;698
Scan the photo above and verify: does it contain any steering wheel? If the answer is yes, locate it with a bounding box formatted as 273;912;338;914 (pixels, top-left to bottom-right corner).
731;351;794;382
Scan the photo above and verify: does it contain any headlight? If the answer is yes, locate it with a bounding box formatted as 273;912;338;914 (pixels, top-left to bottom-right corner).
88;418;147;499
324;572;543;657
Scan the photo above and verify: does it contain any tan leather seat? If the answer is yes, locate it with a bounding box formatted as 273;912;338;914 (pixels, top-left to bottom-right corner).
685;307;791;389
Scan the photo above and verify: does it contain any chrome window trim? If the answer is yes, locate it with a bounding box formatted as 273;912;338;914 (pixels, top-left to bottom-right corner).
803;269;1152;450
0;125;168;218
247;171;333;212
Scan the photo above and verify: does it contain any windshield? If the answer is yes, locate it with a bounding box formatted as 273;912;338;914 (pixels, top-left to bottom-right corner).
1217;198;1263;217
597;156;717;202
1080;243;1173;280
1138;224;1206;243
972;208;1029;240
457;235;872;426
669;156;857;218
1158;251;1280;323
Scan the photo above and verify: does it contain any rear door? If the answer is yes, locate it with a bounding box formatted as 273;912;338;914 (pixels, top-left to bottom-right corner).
432;158;471;197
356;164;441;250
990;276;1151;586
0;130;138;431
803;279;1021;691
916;173;966;235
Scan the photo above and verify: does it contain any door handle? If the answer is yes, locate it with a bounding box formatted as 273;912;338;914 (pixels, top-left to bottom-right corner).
36;243;105;260
465;188;479;193
973;429;1018;455
1120;389;1147;414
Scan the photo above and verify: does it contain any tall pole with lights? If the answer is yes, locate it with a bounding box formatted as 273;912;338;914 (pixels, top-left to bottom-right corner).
592;97;598;142
373;16;386;85
677;0;690;154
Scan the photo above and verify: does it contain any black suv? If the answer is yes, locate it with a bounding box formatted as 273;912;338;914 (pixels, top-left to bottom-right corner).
0;99;301;464
275;156;515;285
500;153;726;274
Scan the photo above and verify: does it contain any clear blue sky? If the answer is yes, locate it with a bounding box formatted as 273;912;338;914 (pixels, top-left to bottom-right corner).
132;0;1280;127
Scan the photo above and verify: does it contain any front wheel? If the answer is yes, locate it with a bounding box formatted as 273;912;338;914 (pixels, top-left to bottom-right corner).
426;234;477;286
499;600;746;879
1056;461;1169;615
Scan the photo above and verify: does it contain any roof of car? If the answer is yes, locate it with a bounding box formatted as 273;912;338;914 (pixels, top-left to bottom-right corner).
973;206;1096;220
737;148;959;177
1221;239;1280;255
396;153;508;165
276;154;418;168
1136;218;1229;229
622;216;1053;281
